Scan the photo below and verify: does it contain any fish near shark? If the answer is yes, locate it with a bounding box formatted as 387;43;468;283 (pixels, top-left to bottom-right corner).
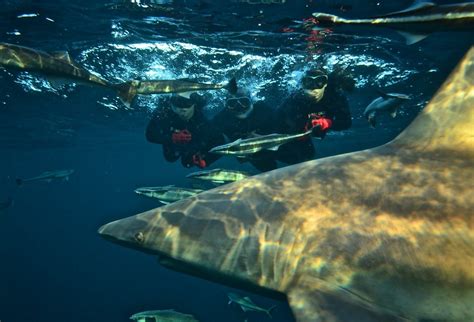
99;47;474;322
209;129;314;156
186;168;250;184
363;91;410;127
16;169;74;186
312;1;474;45
228;292;276;318
0;42;111;88
134;185;204;204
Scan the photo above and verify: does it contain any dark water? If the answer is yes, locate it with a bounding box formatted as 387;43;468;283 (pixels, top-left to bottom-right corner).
0;1;473;322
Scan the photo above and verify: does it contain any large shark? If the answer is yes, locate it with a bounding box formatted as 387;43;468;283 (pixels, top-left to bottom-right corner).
99;48;474;322
312;1;474;45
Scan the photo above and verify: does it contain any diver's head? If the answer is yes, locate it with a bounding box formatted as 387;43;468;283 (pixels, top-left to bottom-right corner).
301;69;328;102
225;89;253;119
170;94;196;121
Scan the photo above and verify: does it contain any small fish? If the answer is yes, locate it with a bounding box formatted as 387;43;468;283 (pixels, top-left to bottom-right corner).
16;169;74;186
364;91;410;127
0;42;111;88
186;168;250;184
312;1;474;45
209;129;313;156
130;309;199;322
134;185;204;204
115;77;238;108
228;292;276;318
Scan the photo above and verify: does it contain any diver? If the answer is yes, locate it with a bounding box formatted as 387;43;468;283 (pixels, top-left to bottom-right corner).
212;89;278;172
275;68;354;165
146;93;225;169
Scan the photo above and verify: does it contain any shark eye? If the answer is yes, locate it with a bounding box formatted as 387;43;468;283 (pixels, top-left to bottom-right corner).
134;232;144;244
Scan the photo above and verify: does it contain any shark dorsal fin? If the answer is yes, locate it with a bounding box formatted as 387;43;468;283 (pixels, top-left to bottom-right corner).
379;1;436;17
50;51;84;69
389;47;474;155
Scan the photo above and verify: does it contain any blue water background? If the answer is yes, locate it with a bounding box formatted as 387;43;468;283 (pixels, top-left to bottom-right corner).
1;0;473;321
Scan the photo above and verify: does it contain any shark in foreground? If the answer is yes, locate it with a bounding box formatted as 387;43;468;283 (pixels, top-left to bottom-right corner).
228;292;276;318
16;169;74;186
99;48;474;322
312;1;474;44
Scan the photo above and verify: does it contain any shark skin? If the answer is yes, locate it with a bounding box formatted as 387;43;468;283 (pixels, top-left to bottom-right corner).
0;42;110;87
99;48;474;322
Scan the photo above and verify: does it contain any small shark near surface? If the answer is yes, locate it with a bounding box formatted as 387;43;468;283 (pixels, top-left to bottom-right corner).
312;1;474;44
130;309;199;322
115;77;237;108
209;129;313;156
186;168;250;184
228;292;276;318
0;42;238;109
99;48;474;322
134;186;204;204
16;169;74;186
0;42;111;87
363;91;410;127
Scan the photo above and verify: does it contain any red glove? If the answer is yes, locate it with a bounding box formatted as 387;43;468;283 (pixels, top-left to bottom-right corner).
192;154;207;168
307;113;333;131
172;129;192;144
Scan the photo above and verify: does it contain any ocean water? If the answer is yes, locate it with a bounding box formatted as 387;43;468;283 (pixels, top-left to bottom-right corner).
0;1;473;322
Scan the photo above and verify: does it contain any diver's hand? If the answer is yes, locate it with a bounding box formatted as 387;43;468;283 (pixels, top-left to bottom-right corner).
306;113;332;138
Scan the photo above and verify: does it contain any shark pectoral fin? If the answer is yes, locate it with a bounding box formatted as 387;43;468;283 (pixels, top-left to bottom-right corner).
267;145;280;151
116;81;137;108
241;305;251;312
159;200;171;205
367;113;376;128
390;108;398;118
397;31;429;45
178;91;194;99
287;288;340;322
65;176;70;181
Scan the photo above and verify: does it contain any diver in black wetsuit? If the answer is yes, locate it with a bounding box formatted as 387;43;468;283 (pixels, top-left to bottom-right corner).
212;89;278;172
275;68;353;165
146;93;224;169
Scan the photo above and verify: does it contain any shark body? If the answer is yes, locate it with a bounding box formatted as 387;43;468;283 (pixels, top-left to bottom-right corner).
16;169;74;186
99;48;474;322
312;2;474;44
0;42;110;87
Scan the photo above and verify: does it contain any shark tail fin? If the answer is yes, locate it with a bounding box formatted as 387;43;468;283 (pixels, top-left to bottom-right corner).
225;77;238;95
390;47;474;153
116;81;138;108
266;305;277;318
16;178;23;186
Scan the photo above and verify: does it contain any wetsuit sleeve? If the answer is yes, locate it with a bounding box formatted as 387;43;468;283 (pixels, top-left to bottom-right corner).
328;90;352;131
